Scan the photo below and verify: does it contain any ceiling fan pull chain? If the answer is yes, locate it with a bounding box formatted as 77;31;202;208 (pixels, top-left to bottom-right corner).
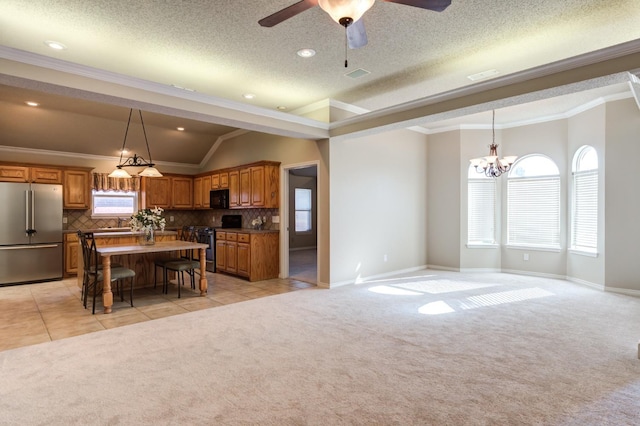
344;25;348;68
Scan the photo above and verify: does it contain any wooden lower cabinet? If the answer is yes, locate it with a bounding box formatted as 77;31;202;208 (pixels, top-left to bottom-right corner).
215;231;278;281
64;233;79;277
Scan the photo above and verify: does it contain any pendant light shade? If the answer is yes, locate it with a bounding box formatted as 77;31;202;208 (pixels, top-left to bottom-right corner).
318;0;375;24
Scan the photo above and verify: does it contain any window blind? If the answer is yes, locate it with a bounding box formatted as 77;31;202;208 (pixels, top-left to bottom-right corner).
507;177;560;247
571;170;597;250
468;179;496;244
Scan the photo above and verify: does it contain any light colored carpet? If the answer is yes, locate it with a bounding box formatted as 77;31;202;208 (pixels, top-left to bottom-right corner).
2;270;640;425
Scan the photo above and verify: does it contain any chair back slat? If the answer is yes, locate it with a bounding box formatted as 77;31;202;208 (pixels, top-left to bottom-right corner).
77;231;99;275
180;226;198;260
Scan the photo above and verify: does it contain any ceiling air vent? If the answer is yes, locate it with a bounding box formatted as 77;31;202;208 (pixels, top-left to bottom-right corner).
345;68;370;79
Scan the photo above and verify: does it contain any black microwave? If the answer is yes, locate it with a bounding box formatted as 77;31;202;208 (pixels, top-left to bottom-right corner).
210;189;229;209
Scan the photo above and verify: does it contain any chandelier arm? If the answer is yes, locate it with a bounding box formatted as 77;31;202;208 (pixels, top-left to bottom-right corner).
138;109;155;166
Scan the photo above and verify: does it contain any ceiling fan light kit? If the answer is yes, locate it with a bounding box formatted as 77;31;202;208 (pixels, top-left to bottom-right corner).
317;0;375;24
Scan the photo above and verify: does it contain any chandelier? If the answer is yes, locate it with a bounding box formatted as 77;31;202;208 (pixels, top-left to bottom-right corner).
108;109;162;178
469;110;517;178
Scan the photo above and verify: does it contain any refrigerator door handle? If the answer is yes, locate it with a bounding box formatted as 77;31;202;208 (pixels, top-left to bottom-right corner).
0;244;60;250
25;190;36;235
25;189;29;233
31;189;36;234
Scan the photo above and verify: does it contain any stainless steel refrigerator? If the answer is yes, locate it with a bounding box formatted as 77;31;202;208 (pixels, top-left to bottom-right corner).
0;182;63;285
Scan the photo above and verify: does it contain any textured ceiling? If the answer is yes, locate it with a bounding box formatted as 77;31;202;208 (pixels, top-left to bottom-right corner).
1;0;640;166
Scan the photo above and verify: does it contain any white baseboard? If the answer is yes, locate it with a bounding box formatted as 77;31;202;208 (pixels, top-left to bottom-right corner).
329;265;429;288
426;264;460;272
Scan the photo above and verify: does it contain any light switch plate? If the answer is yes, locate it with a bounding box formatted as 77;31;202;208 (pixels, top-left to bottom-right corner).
272;215;280;224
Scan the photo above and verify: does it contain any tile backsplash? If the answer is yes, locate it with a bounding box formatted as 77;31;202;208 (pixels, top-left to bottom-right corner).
64;208;279;230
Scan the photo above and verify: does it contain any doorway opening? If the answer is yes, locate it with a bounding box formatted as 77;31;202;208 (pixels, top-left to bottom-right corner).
286;164;318;284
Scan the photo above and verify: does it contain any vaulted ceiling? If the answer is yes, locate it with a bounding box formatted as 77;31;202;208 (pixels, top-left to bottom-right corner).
1;0;639;168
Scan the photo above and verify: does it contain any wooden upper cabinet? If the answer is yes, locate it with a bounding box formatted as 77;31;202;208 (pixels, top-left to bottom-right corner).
0;165;30;182
219;172;229;189
193;177;203;208
31;167;63;184
192;175;211;209
239;168;251;207
202;175;211;208
250;166;265;207
211;173;220;190
171;176;193;209
144;176;172;209
63;170;91;209
0;165;63;184
228;170;240;208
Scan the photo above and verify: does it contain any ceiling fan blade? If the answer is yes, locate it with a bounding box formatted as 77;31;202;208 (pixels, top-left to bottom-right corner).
347;19;368;49
383;0;451;12
258;0;319;27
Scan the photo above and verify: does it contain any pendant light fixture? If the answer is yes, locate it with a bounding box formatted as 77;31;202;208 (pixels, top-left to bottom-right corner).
108;109;163;178
469;110;517;178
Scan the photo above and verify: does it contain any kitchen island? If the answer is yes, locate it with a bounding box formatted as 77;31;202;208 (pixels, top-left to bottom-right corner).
74;229;179;290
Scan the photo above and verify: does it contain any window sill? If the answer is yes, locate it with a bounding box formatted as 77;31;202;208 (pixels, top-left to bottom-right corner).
505;245;561;253
466;243;499;249
568;249;599;258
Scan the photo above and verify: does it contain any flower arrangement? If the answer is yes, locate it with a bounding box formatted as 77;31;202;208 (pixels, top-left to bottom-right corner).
129;206;166;232
251;216;266;230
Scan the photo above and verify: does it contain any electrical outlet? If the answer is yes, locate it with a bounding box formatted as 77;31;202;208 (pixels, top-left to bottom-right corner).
62;217;68;224
272;215;280;224
170;216;174;222
383;254;388;262
523;253;529;261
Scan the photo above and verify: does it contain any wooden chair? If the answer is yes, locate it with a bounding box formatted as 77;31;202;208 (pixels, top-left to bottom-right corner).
78;231;136;314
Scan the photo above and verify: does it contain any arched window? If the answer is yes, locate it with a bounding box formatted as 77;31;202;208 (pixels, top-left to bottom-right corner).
467;165;497;245
507;155;560;248
571;146;598;253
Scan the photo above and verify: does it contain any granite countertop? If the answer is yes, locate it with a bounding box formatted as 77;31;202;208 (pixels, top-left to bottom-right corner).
64;228;178;236
215;227;279;234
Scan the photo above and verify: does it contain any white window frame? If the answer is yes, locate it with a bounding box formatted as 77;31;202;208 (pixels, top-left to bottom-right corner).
570;146;598;255
467;165;498;247
507;155;561;250
294;187;312;233
91;190;138;219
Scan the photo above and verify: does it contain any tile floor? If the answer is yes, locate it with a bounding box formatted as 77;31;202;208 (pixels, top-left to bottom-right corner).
0;272;316;352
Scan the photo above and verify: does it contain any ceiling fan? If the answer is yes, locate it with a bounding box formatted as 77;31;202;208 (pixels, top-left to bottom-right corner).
259;0;452;51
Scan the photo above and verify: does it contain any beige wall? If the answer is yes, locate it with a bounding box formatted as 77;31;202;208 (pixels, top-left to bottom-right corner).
427;130;461;270
330;129;428;285
604;98;640;292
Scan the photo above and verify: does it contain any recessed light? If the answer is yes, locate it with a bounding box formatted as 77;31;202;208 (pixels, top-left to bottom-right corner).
176;127;185;131
242;93;255;100
297;48;316;58
44;40;67;50
277;106;287;111
25;101;39;107
467;69;500;81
